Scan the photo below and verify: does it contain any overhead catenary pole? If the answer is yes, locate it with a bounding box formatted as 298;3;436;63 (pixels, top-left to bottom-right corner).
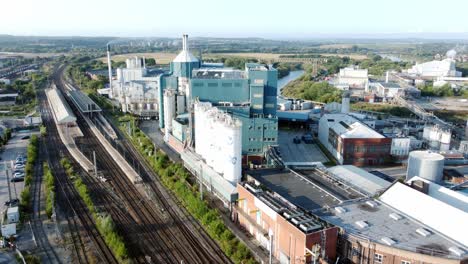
93;151;97;178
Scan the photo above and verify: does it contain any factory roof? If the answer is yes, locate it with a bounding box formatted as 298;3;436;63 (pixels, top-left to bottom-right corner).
322;114;384;139
240;182;328;234
406;176;468;213
173;50;199;63
192;68;246;79
380;182;468;246
46;88;76;124
315;199;467;259
246;168;364;211
375;81;402;89
327;165;392;196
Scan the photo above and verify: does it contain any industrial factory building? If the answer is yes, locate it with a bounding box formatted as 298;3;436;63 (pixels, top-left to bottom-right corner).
240;164;468;264
336;66;369;89
108;54;162;117
407;58;462;79
236;181;339;264
318;113;391;166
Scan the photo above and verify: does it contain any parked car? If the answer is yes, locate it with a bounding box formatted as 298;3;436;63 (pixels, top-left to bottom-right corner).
4;199;19;206
14;172;25;178
15;164;25;169
21;135;30;140
11;177;24;182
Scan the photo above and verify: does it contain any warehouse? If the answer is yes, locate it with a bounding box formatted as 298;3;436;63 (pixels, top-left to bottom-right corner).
318;113;391;166
315;197;467;264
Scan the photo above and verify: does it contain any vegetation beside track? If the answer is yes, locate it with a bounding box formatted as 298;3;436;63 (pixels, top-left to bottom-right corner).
43;163;55;219
19;135;38;219
60;158;129;264
118;115;257;264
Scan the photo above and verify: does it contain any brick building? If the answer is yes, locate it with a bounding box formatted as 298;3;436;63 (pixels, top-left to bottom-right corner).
318;114;391;166
236;182;339;264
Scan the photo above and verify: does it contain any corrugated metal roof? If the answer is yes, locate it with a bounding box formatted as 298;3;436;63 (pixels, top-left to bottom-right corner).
46;88;76;124
328;165;391;195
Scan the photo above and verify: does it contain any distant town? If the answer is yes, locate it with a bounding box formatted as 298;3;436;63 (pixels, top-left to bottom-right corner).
0;33;467;264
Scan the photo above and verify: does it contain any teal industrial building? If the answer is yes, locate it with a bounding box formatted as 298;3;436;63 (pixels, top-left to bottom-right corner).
158;35;278;163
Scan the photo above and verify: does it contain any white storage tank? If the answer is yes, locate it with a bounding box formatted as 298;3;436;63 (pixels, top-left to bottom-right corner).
163;89;176;141
406;150;445;183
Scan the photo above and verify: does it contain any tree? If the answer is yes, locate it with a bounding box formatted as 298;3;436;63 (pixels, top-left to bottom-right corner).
145;58;156;66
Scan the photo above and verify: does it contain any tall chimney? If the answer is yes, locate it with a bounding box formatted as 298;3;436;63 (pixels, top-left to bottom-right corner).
385;71;389;83
142;56;146;68
183;34;188;51
106;44;113;98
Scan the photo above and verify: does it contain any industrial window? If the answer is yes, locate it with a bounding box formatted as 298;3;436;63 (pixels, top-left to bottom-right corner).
401;261;411;264
374;253;383;263
222;83;233;87
234;83;241;87
193;82;204;87
253;93;262;98
207;82;218;87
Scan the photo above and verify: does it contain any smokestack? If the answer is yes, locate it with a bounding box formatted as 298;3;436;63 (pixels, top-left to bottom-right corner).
143;56;146;68
183;34;188;51
386;71;389;83
341;91;350;114
106;44;113;98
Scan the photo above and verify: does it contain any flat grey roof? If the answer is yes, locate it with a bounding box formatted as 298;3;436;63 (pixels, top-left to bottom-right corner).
247;168;364;211
315;200;467;260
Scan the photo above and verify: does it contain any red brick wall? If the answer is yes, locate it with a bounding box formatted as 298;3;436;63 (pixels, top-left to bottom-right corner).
237;184;338;263
342;137;392;166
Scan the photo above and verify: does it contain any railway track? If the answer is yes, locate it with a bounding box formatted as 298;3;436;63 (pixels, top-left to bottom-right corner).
39;85;118;264
56;66;231;263
30;137;61;264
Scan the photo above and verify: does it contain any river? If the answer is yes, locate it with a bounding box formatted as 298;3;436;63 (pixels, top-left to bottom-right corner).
277;70;304;95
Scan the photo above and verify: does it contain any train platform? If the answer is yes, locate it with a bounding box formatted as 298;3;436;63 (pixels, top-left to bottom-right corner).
83;115;141;183
46;87;94;172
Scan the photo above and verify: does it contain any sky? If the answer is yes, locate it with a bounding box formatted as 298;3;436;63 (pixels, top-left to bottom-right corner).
1;0;468;38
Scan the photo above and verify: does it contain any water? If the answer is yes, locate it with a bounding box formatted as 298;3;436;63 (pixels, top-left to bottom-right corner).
277;70;304;95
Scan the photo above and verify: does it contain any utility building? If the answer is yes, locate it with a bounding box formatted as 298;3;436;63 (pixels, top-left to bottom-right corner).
318;113;391;166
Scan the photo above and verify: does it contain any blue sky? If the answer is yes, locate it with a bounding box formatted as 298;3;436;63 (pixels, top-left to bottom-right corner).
2;0;467;38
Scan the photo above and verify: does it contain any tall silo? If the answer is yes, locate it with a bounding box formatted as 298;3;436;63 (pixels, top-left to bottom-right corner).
163;89;176;141
406;150;445;183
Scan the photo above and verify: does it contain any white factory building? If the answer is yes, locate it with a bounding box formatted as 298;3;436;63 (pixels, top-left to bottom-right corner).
336;66;369;89
108;56;160;116
407;59;462;79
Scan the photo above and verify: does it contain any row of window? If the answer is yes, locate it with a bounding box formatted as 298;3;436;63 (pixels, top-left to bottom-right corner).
374;253;410;264
248;137;276;142
248;148;262;152
248;126;277;130
344;144;390;154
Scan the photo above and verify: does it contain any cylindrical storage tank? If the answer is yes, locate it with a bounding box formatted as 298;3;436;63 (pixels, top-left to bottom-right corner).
406;151;445;183
146;103;152;110
138;103;144;110
422;126;431;140
222;118;242;184
163;90;176;141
